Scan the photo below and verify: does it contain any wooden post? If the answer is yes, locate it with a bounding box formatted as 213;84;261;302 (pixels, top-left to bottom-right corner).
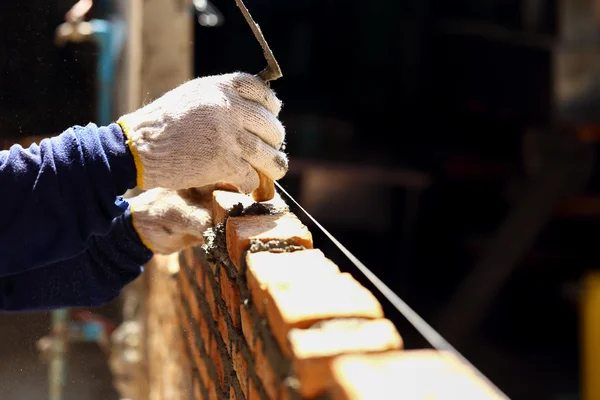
113;2;193;400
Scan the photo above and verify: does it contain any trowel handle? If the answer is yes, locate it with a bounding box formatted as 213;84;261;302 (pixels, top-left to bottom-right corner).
252;170;275;202
250;73;278;203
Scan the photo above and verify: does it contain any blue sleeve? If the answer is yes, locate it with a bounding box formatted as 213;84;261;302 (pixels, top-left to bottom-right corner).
0;123;138;277
0;209;153;312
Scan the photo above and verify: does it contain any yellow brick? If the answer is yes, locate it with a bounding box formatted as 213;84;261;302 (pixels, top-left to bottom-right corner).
246;250;340;315
265;273;384;356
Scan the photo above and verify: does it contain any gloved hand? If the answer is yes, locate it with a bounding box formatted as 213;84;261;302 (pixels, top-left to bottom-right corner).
128;187;213;255
117;72;288;193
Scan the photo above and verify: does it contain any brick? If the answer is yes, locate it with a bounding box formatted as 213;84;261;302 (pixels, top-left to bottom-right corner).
198;314;210;355
207;378;218;400
232;343;249;399
193;376;203;399
288;319;403;398
240;304;257;353
217;311;230;354
210;334;226;392
178;307;202;370
213;189;289;225
328;350;504;400
205;273;218;318
193;255;206;292
176;308;193;370
198;359;211;399
255;337;279;400
220;267;241;328
179;270;201;322
249;379;260;400
178;306;211;392
265;273;384;356
246;250;340;315
226;213;313;270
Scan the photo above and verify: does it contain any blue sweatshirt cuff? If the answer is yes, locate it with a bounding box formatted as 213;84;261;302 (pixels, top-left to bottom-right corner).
0;122;139;277
0;209;153;312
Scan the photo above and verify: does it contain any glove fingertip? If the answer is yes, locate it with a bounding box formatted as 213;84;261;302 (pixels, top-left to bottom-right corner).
237;168;261;195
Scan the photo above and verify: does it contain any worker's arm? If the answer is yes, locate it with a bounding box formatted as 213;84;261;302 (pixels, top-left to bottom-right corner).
0;123;137;276
0;188;212;311
0;72;286;277
0;208;150;311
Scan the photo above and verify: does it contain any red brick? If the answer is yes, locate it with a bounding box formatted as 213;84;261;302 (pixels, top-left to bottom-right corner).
240;304;256;353
193;376;202;399
254;337;279;400
207;378;218;400
198;315;210;355
205;274;218;319
217;311;230;354
179;269;200;322
210;334;226;392
226;213;313;271
265;273;384;356
249;379;260;400
328;350;504;400
232;343;249;399
198;360;210;397
176;306;192;370
178;304;202;371
246;250;340;315
289;319;403;398
177;304;212;394
220;267;241;328
193;256;206;292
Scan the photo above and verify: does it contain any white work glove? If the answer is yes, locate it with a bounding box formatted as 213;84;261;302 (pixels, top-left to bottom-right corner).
128;187;213;255
117;72;288;193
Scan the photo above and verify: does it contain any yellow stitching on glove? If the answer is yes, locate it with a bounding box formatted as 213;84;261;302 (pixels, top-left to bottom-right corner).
129;204;156;253
117;119;145;189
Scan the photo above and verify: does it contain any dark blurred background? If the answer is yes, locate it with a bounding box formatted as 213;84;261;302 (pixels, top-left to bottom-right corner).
3;0;600;399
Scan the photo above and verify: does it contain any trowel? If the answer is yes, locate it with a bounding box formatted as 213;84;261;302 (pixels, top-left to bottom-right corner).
233;0;282;202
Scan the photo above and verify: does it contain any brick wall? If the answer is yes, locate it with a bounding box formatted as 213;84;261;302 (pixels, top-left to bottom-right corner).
174;189;503;399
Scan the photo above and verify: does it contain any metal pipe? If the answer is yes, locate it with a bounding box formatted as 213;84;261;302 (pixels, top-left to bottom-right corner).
49;309;69;400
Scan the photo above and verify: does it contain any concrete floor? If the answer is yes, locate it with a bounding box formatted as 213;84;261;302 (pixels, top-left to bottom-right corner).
0;311;119;400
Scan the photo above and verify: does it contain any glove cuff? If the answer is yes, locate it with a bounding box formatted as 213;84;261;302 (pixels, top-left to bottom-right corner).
117;119;147;189
117;104;170;190
128;202;157;253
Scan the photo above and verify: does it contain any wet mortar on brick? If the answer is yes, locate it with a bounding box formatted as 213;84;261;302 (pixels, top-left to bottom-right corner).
182;200;379;400
191;204;318;399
